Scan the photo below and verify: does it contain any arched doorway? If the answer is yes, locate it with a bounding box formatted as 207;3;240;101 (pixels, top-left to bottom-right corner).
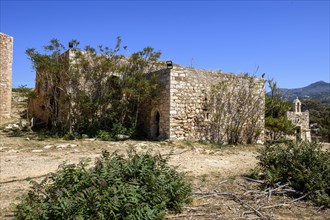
150;109;160;139
155;111;160;137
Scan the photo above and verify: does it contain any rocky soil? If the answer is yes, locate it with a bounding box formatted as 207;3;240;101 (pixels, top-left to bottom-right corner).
1;130;329;219
0;94;329;219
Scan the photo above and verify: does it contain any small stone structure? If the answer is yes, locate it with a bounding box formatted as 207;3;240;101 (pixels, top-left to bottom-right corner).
0;33;13;119
287;98;311;141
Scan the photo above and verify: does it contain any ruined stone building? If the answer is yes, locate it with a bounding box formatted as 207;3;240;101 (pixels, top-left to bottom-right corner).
141;66;265;143
287;98;311;141
29;49;265;143
0;33;13;119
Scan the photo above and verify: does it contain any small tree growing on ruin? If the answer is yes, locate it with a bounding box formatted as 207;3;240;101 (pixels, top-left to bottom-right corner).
27;38;162;137
207;74;265;144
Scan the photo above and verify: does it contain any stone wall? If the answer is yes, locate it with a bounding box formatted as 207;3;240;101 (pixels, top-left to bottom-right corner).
167;66;265;143
143;65;265;143
287;112;309;131
0;33;13;119
140;69;171;139
287;111;311;141
168;66;222;140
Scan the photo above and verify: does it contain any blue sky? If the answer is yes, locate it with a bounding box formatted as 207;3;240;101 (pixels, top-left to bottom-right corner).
1;0;329;89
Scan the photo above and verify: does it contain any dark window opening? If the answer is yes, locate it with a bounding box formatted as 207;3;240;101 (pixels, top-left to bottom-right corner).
156;112;160;137
296;127;301;140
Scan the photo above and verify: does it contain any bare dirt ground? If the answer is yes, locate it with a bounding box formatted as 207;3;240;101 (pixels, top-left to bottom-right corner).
0;96;329;219
1;132;329;219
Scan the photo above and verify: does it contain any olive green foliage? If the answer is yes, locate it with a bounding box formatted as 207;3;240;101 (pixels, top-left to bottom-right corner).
27;38;162;137
302;99;330;142
321;108;330;142
63;132;75;140
95;130;112;141
265;116;295;141
256;141;330;206
265;79;295;142
208;73;264;144
12;84;32;94
15;150;192;219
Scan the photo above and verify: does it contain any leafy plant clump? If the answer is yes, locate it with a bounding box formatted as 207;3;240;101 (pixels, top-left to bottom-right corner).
15;150;192;219
95;130;112;141
256;141;330;206
63;132;75;140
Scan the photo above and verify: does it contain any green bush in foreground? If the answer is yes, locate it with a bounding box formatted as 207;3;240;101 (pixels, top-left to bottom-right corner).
15;150;192;219
256;141;330;207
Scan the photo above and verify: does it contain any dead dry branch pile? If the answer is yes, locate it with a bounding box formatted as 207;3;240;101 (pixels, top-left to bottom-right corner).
167;177;319;220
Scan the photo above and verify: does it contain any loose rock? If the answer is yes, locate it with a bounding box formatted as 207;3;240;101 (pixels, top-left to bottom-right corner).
43;145;54;149
115;134;130;141
56;144;70;149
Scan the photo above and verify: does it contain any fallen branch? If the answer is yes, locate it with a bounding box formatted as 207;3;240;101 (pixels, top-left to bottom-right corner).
166;213;219;218
287;193;309;203
219;179;228;185
261;203;290;210
0;174;49;184
162;149;191;157
243;176;265;184
193;191;234;197
261;193;309;210
267;189;272;203
316;205;325;212
243;190;267;195
234;196;269;220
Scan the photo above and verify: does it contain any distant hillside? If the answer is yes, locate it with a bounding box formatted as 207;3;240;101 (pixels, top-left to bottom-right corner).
279;81;330;103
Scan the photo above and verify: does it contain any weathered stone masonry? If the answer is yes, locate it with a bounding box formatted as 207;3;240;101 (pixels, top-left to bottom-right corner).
146;66;265;143
287;98;311;141
169;67;223;140
0;33;13;119
140;69;171;139
28;48;265;143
